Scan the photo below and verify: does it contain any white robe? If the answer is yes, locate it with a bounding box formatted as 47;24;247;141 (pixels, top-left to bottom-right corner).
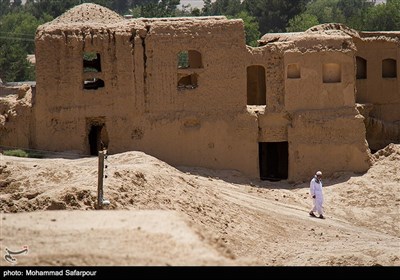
310;176;324;215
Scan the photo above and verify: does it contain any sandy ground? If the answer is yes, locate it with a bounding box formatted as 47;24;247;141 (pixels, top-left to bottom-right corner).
0;144;399;266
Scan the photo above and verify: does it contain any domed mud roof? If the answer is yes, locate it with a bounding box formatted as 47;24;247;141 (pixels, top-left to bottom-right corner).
50;3;123;25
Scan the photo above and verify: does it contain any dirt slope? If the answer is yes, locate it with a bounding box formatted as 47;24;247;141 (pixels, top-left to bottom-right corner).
0;144;399;266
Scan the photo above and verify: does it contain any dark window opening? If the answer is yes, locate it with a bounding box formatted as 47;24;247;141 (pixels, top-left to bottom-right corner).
178;50;202;69
287;63;300;79
382;58;397;78
88;125;103;156
323;63;341;83
247;65;266;105
83;78;105;90
356;56;367;79
83;52;101;72
259;142;288;181
177;74;198;90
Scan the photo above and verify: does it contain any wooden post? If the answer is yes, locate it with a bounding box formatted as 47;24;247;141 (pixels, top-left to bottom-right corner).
97;150;104;209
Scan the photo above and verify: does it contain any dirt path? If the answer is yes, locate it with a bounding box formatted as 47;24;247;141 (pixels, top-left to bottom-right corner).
1;144;399;266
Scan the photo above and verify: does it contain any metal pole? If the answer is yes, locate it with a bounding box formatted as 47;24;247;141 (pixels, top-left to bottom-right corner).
97;150;104;209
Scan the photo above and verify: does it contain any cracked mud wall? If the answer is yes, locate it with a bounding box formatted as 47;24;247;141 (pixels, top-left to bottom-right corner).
354;38;400;150
132;18;259;176
355;39;400;122
253;32;371;180
0;85;33;149
288;107;371;180
29;5;397;180
34;22;147;154
33;12;260;177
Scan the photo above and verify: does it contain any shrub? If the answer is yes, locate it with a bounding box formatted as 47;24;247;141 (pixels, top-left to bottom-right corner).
3;149;43;158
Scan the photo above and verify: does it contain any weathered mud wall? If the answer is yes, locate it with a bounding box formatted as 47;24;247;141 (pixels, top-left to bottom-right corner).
355;39;400;121
353;36;400;150
254;32;371;180
0;85;33;149
24;5;400;181
33;6;260;177
288;108;371;180
35;21;145;154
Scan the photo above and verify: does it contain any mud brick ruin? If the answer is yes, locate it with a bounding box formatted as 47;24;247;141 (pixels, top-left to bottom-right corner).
1;4;399;181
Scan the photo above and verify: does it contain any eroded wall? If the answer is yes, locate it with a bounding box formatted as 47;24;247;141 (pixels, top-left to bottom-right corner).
0;85;34;149
35;25;145;154
288;108;371;180
34;18;261;177
355;39;400;121
31;13;384;181
354;37;400;150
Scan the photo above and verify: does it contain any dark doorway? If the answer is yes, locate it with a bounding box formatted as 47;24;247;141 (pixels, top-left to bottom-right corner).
88;125;103;156
259;142;288;181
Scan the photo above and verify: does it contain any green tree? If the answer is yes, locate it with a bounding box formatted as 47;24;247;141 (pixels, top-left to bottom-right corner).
204;0;242;16
286;0;375;31
303;0;345;23
0;0;11;18
0;11;49;82
364;0;400;31
286;13;319;32
111;0;131;14
229;11;261;46
0;41;34;82
242;0;309;34
202;0;213;15
0;0;23;17
137;0;180;17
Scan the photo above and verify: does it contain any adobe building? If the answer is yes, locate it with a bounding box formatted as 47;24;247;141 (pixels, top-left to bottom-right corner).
2;4;399;181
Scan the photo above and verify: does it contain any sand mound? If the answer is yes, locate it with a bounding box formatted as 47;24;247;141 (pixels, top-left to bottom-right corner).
1;145;399;265
1;210;239;266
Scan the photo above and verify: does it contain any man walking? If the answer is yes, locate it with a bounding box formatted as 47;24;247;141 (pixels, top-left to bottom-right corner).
309;171;325;219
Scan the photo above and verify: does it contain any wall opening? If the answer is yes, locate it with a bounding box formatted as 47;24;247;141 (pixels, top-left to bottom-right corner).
247;65;266;105
83;78;105;90
83;52;101;72
259;142;288;181
87;119;109;156
88;124;103;156
177;74;198;90
177;50;202;69
382;58;397;78
287;63;300;79
323;63;341;83
356;56;367;79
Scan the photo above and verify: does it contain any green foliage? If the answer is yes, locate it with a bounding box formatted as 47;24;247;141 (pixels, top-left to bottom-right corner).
0;42;35;82
286;13;319;32
242;0;309;34
0;0;12;17
177;51;189;68
203;0;242;16
0;11;48;82
2;149;43;158
304;0;345;23
229;11;261;47
136;0;181;18
364;0;400;31
83;52;98;61
285;0;389;32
